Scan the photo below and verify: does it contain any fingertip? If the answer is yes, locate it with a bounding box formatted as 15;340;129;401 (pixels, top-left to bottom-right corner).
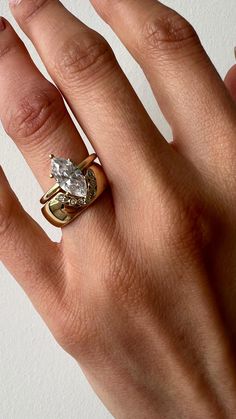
225;64;236;103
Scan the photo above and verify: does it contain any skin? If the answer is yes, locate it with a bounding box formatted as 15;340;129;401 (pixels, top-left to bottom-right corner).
1;0;236;417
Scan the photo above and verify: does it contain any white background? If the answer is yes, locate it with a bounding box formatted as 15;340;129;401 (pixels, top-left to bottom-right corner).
0;1;235;418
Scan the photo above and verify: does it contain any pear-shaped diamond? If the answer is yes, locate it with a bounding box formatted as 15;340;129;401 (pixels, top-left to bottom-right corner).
51;157;87;198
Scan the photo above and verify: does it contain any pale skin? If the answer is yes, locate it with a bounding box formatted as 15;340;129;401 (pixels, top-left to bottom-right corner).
1;0;236;417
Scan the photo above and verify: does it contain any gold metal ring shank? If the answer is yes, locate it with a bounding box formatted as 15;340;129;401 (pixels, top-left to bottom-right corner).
41;161;108;228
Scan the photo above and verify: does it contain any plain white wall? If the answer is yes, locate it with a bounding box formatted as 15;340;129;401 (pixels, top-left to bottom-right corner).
0;1;235;418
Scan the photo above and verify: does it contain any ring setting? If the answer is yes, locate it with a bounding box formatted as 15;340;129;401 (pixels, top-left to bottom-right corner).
40;153;107;228
50;155;97;208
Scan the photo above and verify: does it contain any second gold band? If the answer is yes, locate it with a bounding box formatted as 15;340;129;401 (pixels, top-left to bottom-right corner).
40;155;108;228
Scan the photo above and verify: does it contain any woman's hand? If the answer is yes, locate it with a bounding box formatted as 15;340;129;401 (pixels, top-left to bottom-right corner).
1;0;236;417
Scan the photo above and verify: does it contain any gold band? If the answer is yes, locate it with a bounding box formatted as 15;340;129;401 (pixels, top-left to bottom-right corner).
40;154;108;228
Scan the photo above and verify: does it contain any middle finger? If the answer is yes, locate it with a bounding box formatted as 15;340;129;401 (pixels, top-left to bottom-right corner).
91;0;236;183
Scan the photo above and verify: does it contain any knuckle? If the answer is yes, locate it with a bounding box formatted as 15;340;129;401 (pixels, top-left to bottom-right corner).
54;33;116;85
141;10;199;56
16;0;50;25
4;86;66;148
161;195;207;253
51;289;97;357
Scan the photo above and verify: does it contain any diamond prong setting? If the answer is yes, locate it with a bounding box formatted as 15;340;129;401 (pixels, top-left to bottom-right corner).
50;156;97;208
56;193;87;208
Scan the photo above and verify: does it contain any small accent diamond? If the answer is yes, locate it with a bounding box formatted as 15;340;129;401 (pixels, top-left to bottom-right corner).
70;198;78;206
56;194;70;203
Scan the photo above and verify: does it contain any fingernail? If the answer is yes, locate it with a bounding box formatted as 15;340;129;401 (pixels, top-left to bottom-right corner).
9;0;22;6
0;17;6;31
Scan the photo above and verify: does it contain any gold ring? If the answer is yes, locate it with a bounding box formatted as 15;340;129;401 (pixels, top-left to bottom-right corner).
40;153;108;227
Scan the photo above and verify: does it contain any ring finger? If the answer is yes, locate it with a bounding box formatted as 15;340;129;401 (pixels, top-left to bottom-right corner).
0;18;87;191
9;0;174;204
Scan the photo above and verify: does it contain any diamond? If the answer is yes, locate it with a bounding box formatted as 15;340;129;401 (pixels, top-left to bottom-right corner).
51;157;87;198
70;198;78;206
56;194;70;204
